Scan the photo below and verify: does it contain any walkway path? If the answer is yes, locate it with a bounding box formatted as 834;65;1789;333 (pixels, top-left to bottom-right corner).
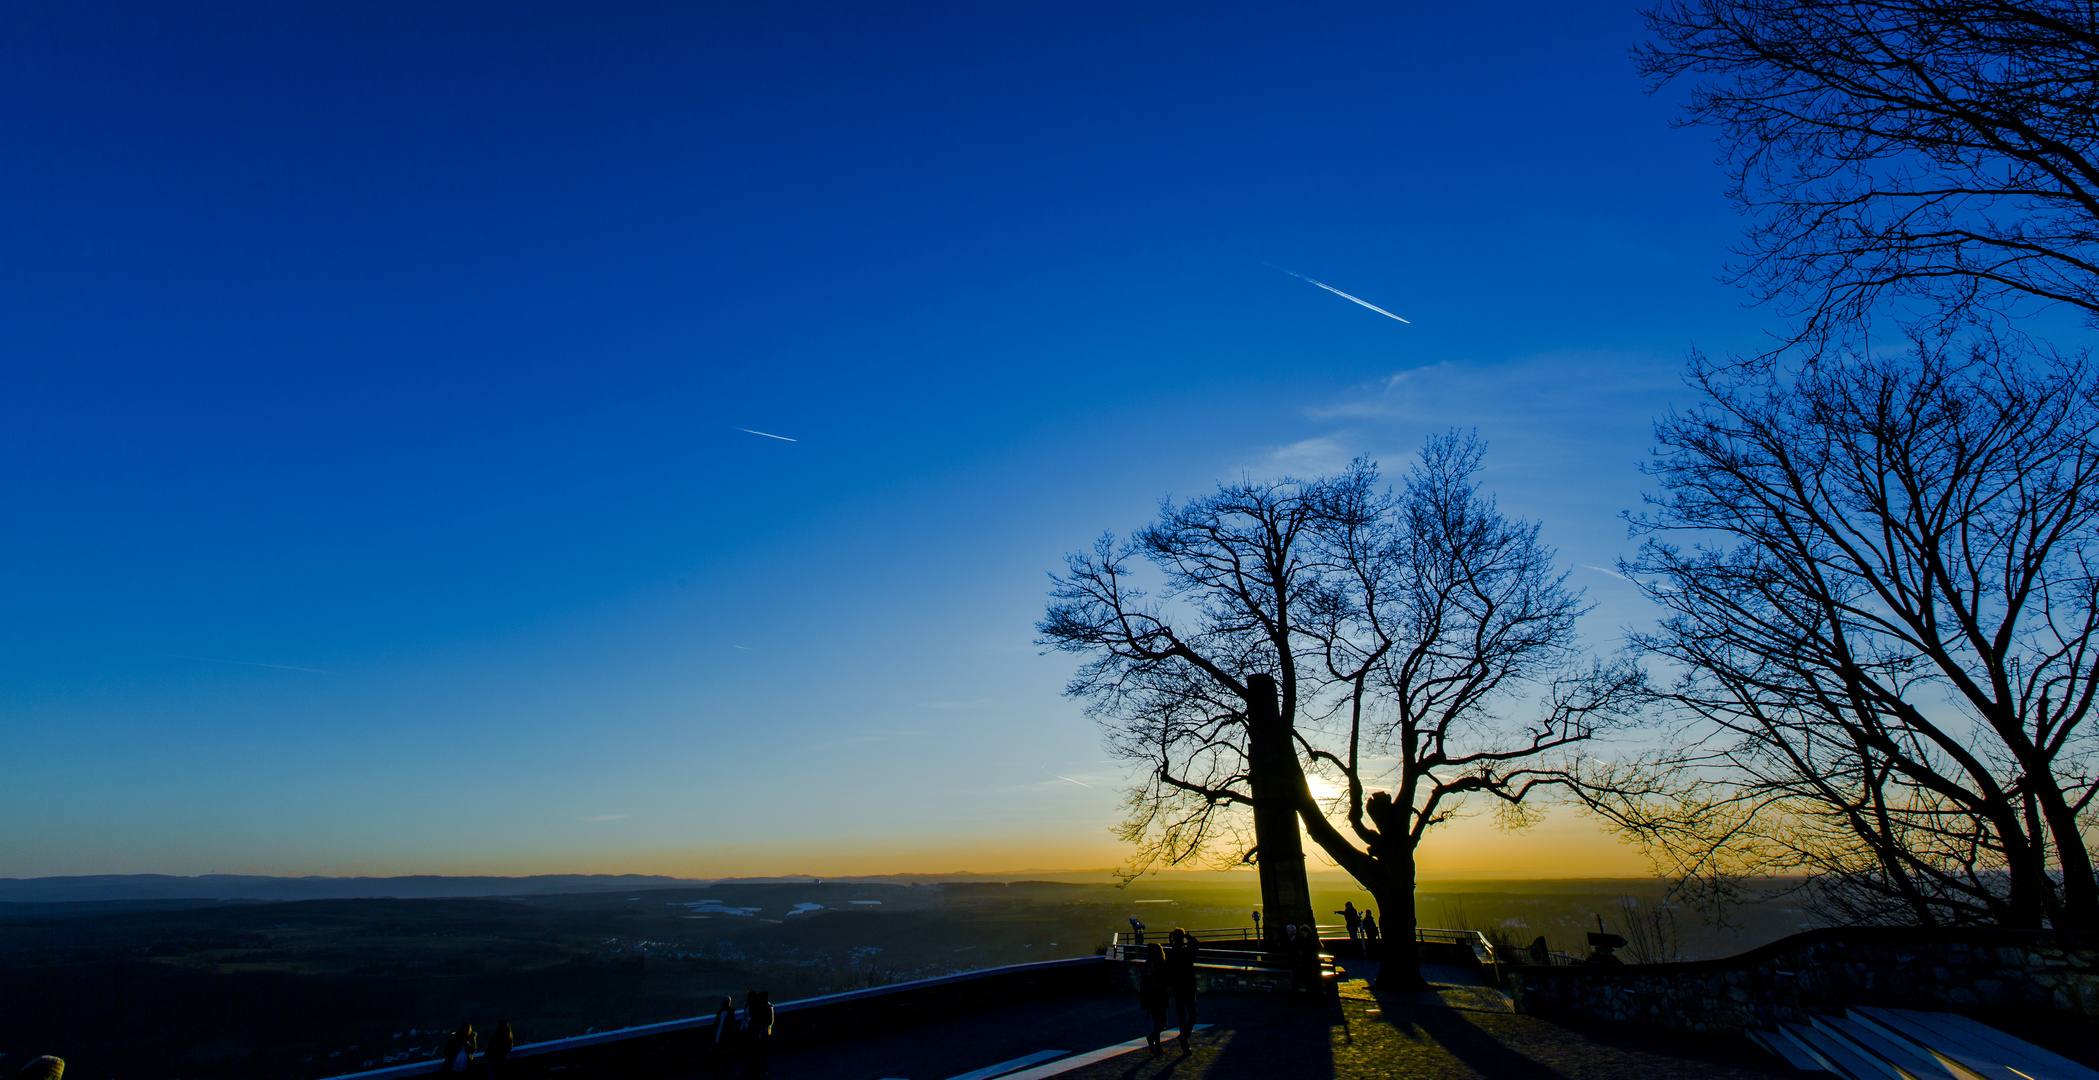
696;956;1792;1080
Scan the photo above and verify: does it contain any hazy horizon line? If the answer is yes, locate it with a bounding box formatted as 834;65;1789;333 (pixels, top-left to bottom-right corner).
0;867;1684;883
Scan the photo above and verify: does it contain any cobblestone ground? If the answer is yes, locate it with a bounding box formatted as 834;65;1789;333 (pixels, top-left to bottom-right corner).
1042;983;1789;1080
745;977;1793;1080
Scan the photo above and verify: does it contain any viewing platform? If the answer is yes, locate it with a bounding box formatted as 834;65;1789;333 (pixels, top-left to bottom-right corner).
321;925;1907;1080
1103;924;1496;993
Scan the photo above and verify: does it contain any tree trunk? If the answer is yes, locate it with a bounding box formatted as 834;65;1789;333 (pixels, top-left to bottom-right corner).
1993;804;2053;930
2033;775;2099;932
1244;674;1317;942
1363;850;1425;992
1276;770;1430;990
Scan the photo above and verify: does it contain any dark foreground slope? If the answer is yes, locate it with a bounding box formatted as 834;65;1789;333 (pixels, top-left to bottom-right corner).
0;881;1134;1080
0;878;1813;1080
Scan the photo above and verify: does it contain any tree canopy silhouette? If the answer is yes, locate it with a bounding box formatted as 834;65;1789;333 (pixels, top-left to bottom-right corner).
1637;0;2099;347
1040;434;1640;988
1594;340;2099;930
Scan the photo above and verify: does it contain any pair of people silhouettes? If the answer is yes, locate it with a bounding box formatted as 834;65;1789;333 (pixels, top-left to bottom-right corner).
1282;924;1324;993
711;990;774;1078
1333;902;1381;953
438;1021;515;1080
1138;928;1200;1053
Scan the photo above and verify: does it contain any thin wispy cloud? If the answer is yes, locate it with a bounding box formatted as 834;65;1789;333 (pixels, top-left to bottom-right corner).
582;814;628;822
738;428;797;442
1047;773;1091;788
1302;363;1458;421
1262;435;1357;476
164;654;335;674
1271;266;1411;324
818;730;922;748
1301;351;1681;430
1578;563;1634;583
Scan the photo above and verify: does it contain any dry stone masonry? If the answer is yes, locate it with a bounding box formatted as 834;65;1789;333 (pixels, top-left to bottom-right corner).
1505;927;2099;1034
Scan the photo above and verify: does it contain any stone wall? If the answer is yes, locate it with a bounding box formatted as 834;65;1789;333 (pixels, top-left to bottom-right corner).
1505;927;2099;1034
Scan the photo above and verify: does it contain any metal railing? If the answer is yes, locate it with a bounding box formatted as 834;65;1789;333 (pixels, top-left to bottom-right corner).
1109;925;1493;963
322;956;1107;1080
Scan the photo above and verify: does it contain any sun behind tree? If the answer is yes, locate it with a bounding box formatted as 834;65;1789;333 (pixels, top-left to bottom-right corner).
1039;431;1644;990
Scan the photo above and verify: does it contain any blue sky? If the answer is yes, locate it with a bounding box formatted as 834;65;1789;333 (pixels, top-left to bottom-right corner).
1;1;1771;878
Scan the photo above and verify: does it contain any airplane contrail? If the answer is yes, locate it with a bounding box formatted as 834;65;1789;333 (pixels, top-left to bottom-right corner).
1041;765;1092;788
1273;266;1411;324
738;428;798;442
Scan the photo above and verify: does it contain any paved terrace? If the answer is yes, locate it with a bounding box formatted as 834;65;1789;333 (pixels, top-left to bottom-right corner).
693;957;1790;1080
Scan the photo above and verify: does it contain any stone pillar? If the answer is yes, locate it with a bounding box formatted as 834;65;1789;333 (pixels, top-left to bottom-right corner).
1244;673;1317;943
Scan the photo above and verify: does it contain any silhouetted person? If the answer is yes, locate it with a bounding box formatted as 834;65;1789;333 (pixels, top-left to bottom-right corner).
1138;942;1170;1053
14;1057;62;1080
1287;925;1320;994
483;1021;514;1080
1337;901;1362;942
1166;928;1200;1051
1361;910;1379;956
710;995;739;1079
741;989;774;1078
442;1023;476;1075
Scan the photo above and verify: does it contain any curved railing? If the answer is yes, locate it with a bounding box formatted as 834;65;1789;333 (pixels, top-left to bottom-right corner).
320;956;1108;1080
1108;924;1493;963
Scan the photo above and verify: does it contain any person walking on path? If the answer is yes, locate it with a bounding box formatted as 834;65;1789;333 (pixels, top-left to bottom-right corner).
1336;902;1362;943
1166;929;1201;1051
709;995;739;1079
741;990;774;1078
1361;910;1380;957
441;1023;476;1075
483;1022;515;1080
1138;942;1171;1053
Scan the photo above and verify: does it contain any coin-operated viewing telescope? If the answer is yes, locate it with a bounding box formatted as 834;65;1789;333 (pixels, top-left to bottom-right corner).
1584;930;1628;966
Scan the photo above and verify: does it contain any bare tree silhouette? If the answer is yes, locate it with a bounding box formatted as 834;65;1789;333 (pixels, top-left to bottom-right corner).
1041;435;1640;989
1594;339;2099;930
1637;0;2099;348
1290;435;1643;988
1037;471;1330;939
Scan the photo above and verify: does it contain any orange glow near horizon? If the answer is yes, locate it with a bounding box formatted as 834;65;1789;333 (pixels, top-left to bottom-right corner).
197;808;1652;883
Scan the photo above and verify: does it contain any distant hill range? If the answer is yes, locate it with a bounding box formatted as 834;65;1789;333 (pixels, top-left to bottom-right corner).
0;868;1677;905
0;873;720;904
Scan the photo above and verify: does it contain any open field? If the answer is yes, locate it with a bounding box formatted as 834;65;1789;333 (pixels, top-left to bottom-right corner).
0;877;1814;1080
